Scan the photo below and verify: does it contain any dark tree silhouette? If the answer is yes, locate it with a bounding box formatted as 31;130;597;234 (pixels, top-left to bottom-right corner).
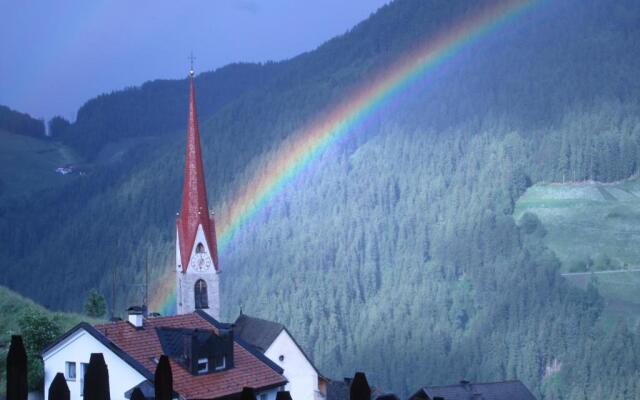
83;353;111;400
276;391;293;400
154;355;173;400
350;372;371;400
48;373;70;400
6;335;28;400
240;387;257;400
129;388;146;400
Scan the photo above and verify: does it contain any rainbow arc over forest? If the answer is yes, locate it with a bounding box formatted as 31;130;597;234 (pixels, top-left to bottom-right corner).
152;0;540;315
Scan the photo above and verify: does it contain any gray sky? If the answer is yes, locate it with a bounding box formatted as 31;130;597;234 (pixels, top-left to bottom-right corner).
0;0;389;121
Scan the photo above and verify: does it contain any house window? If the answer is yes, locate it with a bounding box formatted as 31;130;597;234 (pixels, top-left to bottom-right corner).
196;243;205;253
80;363;89;395
214;356;226;371
259;393;268;400
197;358;209;374
194;279;208;309
65;361;76;380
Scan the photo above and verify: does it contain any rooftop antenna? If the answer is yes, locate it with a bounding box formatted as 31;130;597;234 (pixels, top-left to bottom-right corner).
111;267;118;320
189;52;196;77
144;260;149;312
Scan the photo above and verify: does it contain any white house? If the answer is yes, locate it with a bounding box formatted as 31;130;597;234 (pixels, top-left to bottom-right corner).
234;314;328;400
42;323;147;400
42;310;287;400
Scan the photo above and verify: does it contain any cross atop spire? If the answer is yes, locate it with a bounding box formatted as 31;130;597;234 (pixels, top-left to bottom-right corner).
189;52;196;77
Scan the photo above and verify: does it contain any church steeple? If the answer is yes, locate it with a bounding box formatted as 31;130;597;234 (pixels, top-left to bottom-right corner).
177;73;219;272
176;65;220;320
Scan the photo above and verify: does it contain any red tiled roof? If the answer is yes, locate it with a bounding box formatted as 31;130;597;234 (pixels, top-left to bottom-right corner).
95;313;286;400
177;76;219;272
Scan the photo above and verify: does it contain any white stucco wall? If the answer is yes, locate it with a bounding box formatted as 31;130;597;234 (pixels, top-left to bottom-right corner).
264;330;320;400
43;329;147;400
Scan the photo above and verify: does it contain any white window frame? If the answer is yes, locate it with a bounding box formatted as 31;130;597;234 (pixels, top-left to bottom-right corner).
65;361;77;380
214;356;226;371
197;358;209;374
80;362;89;396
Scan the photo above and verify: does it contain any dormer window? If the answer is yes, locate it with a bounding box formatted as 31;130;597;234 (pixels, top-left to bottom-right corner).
157;327;234;376
197;358;209;374
196;243;205;253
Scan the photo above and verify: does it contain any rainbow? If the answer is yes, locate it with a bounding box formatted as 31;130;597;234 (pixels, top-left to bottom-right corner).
152;0;541;315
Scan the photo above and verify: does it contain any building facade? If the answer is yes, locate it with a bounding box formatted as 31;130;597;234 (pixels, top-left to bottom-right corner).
234;314;327;400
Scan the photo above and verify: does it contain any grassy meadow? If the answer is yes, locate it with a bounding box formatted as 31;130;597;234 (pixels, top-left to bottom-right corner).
515;180;640;328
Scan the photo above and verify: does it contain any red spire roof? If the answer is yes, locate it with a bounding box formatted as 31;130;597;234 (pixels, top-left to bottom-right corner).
177;75;219;272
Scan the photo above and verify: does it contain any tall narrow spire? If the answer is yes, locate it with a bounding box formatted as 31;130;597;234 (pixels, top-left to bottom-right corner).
177;72;219;272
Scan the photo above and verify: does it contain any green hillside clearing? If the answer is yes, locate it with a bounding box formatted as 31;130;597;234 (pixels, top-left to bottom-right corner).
0;130;80;199
515;180;640;328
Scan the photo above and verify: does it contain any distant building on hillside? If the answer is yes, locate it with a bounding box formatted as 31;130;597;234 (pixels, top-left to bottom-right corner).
55;166;73;175
234;314;328;400
409;380;536;400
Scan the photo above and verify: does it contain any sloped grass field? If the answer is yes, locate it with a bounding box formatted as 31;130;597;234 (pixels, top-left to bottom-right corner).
0;285;99;395
515;180;640;328
565;271;640;328
0;129;80;199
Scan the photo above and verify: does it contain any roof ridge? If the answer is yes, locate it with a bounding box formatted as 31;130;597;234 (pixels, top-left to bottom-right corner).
236;313;284;327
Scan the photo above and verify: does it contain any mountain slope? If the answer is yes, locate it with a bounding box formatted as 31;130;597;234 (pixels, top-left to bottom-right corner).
2;0;640;398
0;105;44;139
0;129;79;199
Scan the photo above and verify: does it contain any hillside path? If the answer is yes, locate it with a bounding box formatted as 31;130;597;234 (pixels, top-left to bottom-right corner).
561;268;640;276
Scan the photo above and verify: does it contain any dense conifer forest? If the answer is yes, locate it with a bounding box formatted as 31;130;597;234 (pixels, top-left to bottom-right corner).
1;0;640;398
0;105;45;138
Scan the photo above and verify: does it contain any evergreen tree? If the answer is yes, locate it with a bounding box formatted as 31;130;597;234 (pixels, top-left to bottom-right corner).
84;289;107;318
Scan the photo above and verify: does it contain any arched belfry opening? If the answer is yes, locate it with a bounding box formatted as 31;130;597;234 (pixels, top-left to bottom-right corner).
196;243;205;254
195;279;208;309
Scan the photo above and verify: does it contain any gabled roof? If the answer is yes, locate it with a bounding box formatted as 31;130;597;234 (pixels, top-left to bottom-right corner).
46;312;286;400
412;380;536;400
233;314;284;352
233;314;324;378
177;75;219;272
41;322;154;381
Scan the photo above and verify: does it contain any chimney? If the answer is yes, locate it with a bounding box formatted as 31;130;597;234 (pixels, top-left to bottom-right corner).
127;306;144;328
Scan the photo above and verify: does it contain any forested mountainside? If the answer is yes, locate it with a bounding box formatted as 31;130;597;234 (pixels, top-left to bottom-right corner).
2;0;640;398
0;105;45;138
52;62;279;159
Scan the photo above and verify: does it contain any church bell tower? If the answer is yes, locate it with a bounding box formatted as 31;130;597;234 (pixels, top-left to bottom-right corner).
176;65;220;319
